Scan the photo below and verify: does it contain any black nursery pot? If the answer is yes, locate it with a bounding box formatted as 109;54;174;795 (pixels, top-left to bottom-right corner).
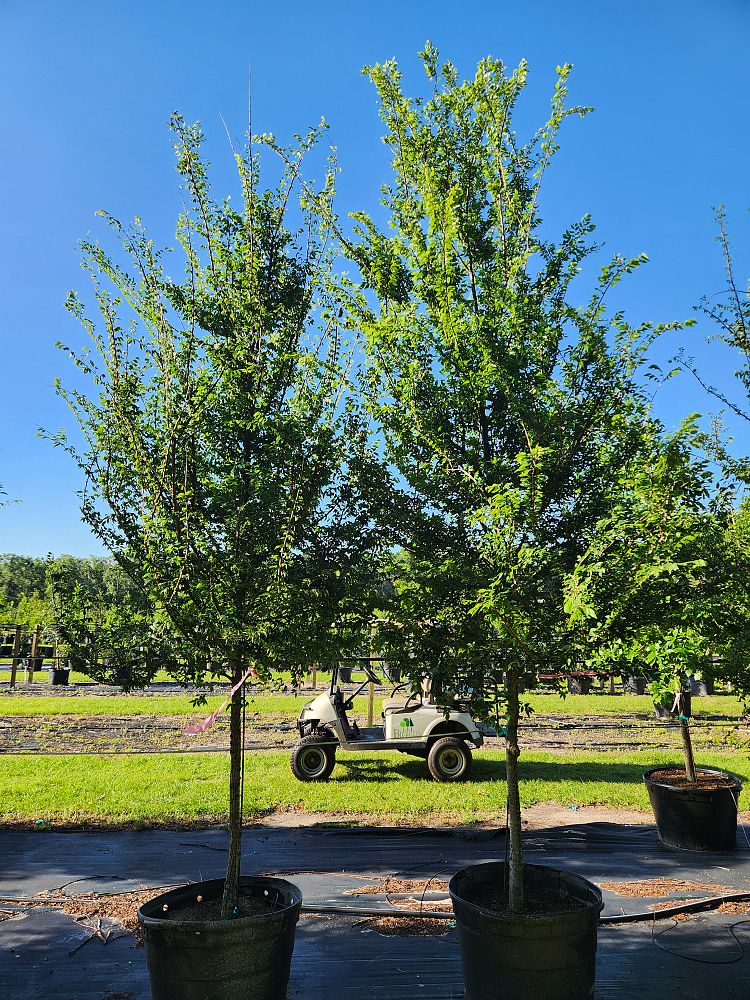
449;861;603;1000
50;667;70;686
625;675;647;695
138;876;302;1000
567;676;593;695
644;767;742;852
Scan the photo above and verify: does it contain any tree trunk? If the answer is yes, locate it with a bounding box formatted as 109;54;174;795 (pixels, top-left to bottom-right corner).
677;691;696;783
505;666;524;913
221;666;244;918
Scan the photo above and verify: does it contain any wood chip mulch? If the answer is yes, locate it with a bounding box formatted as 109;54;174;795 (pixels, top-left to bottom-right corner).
600;878;729;897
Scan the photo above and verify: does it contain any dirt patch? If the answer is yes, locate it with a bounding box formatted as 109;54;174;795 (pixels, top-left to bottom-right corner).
521;803;652;829
601;879;730;897
0;713;293;754
256;802;669;831
3;706;744;755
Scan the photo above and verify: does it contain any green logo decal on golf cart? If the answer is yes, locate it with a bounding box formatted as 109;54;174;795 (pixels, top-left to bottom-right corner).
395;718;414;736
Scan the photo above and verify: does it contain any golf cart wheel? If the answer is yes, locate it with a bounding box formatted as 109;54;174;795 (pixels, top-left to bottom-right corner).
290;735;337;782
428;737;472;782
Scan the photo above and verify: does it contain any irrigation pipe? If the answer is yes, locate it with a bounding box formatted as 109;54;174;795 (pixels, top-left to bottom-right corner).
302;891;750;923
598;891;750;924
302;903;454;919
2;889;749;924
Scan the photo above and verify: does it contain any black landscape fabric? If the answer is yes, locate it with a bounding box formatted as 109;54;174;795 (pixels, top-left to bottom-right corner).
1;823;750;999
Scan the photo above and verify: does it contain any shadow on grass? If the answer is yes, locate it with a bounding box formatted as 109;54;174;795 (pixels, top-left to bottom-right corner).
333;755;679;785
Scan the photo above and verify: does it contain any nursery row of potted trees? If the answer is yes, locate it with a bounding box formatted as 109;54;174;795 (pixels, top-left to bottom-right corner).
52;47;750;1000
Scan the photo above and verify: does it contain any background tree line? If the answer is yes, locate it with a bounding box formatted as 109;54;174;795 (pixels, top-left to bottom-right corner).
0;554;140;629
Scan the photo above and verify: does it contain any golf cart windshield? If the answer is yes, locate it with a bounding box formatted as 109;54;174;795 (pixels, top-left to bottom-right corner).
332;660;381;699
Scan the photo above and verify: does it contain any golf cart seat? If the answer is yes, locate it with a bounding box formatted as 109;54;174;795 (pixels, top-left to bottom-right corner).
382;677;431;716
382;696;421;715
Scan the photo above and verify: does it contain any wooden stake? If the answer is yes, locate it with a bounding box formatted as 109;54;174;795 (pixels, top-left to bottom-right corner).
10;625;22;689
367;681;374;727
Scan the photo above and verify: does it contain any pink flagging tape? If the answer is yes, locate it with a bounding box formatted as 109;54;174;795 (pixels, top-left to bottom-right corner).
182;666;258;735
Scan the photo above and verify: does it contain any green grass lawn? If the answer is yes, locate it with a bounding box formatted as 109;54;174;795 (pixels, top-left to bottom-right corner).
0;693;375;717
525;693;745;718
0;669;96;684
0;666;335;685
2;749;749;827
0;690;744;721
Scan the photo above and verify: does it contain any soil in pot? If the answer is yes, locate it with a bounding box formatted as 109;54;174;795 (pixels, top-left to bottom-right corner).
644;766;742;852
449;861;602;1000
138;875;301;1000
648;768;737;791
159;891;278;922
469;882;586;917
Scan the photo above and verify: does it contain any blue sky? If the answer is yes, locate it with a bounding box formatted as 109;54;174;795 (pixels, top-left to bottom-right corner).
1;0;748;557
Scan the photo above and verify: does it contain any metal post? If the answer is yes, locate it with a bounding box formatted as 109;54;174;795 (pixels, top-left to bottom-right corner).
26;624;40;683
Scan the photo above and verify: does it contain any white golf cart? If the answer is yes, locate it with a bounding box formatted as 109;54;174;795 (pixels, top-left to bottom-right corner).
291;661;483;782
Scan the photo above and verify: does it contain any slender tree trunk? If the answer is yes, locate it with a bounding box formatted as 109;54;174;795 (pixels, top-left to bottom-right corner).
505;666;524;913
676;691;697;783
221;664;244;918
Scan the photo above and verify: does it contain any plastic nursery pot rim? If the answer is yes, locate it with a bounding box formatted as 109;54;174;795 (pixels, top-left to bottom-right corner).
449;861;604;926
138;876;302;931
643;766;743;793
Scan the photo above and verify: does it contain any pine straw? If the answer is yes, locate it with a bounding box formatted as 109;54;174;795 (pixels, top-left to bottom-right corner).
348;875;454;935
649;899;698;922
647;898;750;921
358;915;451;936
716;901;750;915
14;889;166;945
600;878;729;897
348;877;450;896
